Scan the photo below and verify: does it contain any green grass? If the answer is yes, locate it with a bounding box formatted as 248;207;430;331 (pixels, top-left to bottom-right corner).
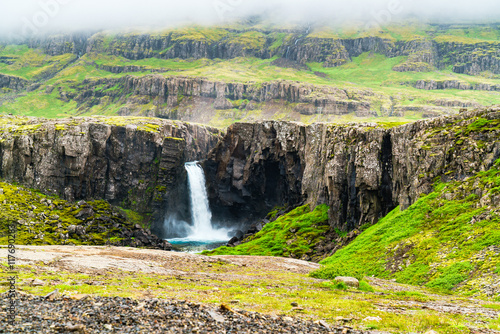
203;204;330;258
311;161;500;296
2;22;500;123
0;45;76;80
0;181;138;246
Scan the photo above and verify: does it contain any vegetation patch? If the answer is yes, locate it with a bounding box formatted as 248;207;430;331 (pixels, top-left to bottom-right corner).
311;161;500;297
0;180;139;247
203;204;330;258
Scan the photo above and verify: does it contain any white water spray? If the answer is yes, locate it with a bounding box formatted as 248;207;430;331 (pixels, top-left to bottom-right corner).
168;162;229;244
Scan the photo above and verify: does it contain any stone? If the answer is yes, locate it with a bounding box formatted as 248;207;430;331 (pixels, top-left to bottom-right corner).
44;289;60;301
64;323;86;332
334;276;359;288
75;207;95;220
318;320;330;330
30;279;45;286
206;309;225;323
227;237;239;246
70;294;89;301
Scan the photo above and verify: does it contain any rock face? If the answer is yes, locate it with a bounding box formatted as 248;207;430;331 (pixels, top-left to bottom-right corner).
413;80;500;91
27;32;93;57
0;116;222;235
67;75;373;119
0;74;28;91
205;106;500;231
23;28;500;76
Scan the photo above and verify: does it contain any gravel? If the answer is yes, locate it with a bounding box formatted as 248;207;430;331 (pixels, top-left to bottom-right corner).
1;293;368;334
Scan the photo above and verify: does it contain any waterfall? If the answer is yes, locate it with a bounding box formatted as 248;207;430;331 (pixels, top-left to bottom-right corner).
166;162;229;248
185;162;217;239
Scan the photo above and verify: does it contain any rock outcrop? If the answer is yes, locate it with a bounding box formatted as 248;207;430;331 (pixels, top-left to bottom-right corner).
27;32;93;57
0;116;222;234
0;74;28;91
204;106;500;231
413;79;500;91
67;75;374;118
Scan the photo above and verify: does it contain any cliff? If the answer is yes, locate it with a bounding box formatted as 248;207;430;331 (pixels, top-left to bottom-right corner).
0;73;28;91
413;79;500;92
69;75;372;119
83;30;500;76
204;106;500;231
0;116;222;234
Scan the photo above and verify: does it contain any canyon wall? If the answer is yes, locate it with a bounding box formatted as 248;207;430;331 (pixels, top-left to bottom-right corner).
204;106;500;230
0;116;222;235
1;106;499;236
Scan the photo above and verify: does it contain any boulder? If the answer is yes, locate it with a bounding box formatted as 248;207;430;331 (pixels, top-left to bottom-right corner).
334;276;359;288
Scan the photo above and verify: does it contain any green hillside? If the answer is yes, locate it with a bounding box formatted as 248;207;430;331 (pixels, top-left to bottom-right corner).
1;21;500;126
207;158;500;298
312;160;500;298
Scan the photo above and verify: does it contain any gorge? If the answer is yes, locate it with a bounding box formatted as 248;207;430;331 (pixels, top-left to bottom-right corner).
1;106;499;247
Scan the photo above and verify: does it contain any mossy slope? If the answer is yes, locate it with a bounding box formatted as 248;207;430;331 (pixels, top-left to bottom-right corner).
312;161;500;298
204;204;330;259
0;181;141;247
2;22;500;125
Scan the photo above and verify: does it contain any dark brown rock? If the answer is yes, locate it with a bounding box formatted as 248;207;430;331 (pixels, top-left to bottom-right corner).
205;106;500;231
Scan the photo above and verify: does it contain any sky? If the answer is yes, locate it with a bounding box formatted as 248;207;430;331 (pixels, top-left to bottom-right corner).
1;0;500;38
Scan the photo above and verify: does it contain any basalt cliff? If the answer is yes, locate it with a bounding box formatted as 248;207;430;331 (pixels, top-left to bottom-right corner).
0;107;499;242
204;106;500;231
0;116;222;238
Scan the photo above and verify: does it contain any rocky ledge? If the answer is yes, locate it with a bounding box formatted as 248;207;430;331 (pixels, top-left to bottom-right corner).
3;294;350;334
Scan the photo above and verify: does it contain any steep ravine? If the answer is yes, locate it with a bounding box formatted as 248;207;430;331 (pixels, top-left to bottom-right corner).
204;106;500;231
1;107;499;242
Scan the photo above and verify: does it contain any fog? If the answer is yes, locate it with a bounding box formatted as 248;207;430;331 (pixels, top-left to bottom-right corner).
1;0;500;38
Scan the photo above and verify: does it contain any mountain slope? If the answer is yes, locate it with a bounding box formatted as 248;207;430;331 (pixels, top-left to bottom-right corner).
1;22;500;125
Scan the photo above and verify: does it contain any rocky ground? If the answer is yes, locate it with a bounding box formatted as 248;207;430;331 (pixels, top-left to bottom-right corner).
1;246;499;333
1;294;363;334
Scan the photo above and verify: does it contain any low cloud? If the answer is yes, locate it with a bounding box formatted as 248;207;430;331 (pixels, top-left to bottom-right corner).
1;0;500;39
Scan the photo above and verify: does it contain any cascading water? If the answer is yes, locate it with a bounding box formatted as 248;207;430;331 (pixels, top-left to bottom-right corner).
166;162;229;252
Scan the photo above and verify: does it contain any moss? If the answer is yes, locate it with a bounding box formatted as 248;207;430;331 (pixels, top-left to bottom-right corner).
203;204;330;258
426;262;474;292
358;280;375;292
0;181;137;246
311;161;500;297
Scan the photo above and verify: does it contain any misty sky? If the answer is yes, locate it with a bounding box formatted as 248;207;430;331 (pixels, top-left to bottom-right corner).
1;0;500;37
